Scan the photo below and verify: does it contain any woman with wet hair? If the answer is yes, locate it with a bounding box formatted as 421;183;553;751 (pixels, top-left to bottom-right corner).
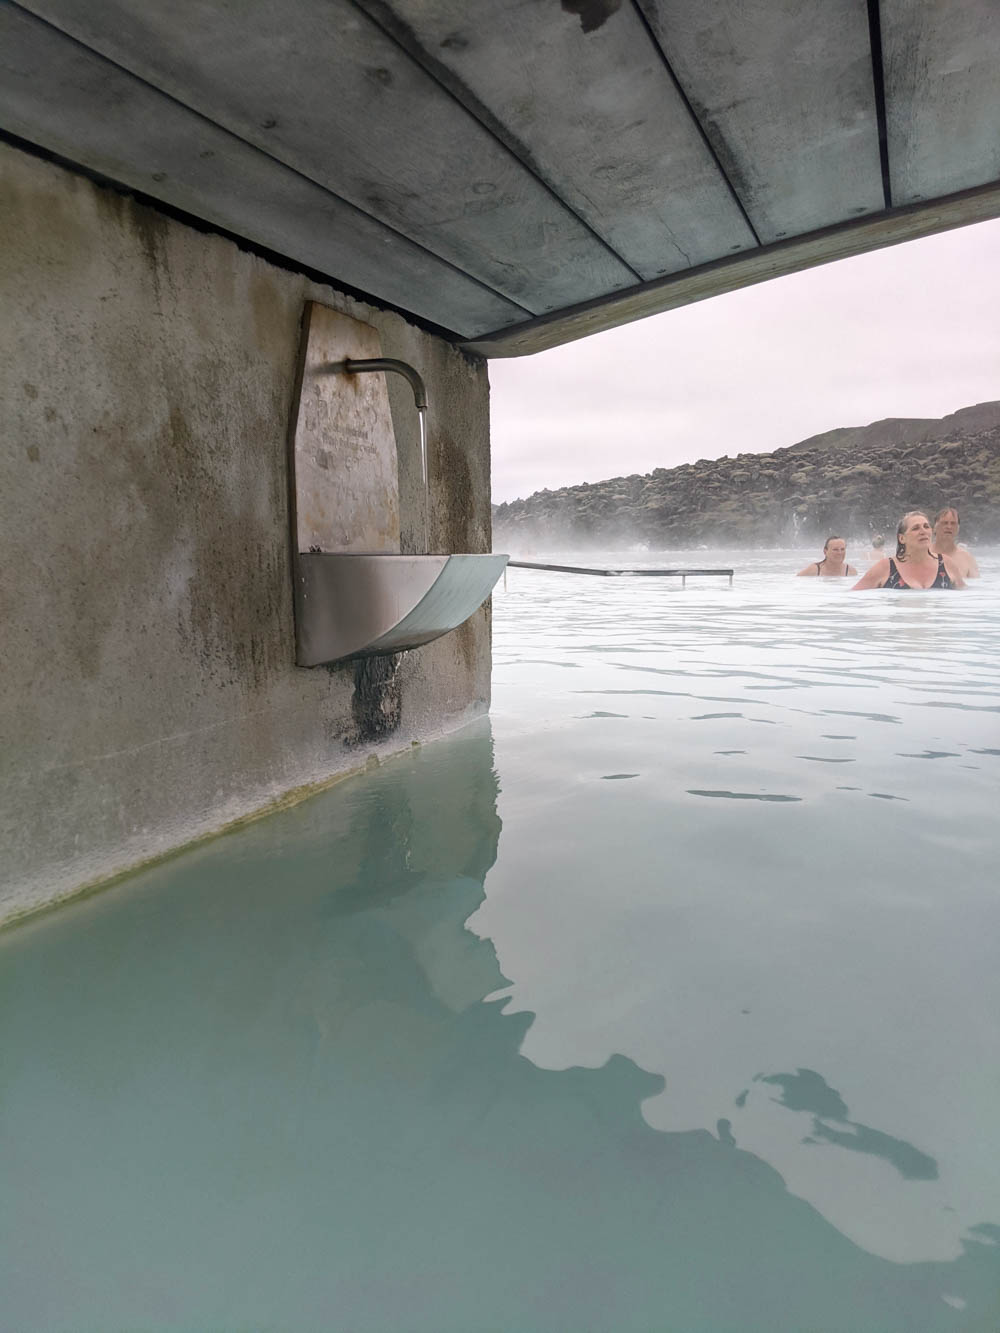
852;511;966;589
796;536;856;577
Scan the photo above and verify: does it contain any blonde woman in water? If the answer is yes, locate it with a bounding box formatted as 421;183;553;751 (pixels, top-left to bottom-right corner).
852;511;966;589
796;536;856;577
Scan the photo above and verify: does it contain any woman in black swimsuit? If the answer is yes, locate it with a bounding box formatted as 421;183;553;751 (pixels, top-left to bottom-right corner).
796;536;857;578
852;511;966;590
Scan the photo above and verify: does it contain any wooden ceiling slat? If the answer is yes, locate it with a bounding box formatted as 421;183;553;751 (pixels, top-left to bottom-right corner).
636;0;886;242
882;0;1000;204
362;0;757;280
0;6;528;337
18;0;636;315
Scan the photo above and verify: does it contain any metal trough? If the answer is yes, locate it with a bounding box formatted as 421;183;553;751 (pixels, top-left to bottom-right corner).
293;552;509;666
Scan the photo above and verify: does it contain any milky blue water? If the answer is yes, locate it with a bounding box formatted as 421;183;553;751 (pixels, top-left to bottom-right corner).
2;546;998;1331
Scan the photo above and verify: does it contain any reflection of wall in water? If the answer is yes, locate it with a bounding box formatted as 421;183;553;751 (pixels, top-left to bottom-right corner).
2;723;997;1329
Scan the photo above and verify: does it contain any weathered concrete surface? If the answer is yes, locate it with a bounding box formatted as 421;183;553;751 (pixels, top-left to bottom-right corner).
290;306;402;556
0;142;494;926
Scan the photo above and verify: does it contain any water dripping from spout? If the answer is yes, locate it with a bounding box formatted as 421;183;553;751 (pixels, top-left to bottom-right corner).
418;405;428;488
418;406;429;553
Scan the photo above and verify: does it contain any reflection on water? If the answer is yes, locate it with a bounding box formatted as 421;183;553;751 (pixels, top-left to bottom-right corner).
687;788;802;801
486;549;1000;1290
1;550;998;1330
756;1069;938;1179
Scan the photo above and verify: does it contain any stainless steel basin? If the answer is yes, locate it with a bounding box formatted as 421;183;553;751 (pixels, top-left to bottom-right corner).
293;552;509;666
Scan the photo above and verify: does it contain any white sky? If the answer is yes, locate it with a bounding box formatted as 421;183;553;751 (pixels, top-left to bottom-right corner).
489;218;1000;503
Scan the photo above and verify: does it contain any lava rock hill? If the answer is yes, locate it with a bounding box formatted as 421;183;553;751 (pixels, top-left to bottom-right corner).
492;402;1000;548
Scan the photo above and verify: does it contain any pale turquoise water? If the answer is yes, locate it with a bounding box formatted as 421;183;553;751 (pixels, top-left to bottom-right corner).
2;547;999;1331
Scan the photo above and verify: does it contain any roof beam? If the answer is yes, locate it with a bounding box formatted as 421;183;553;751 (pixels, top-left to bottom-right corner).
866;0;893;207
463;179;1000;357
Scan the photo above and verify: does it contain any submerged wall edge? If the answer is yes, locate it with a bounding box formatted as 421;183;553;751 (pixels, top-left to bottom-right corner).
0;142;494;926
0;705;488;935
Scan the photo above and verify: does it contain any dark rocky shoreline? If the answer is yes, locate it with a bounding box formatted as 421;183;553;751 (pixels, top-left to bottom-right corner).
493;402;1000;548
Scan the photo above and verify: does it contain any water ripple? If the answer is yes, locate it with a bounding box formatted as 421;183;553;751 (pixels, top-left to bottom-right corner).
687;789;802;802
897;750;960;759
797;756;855;763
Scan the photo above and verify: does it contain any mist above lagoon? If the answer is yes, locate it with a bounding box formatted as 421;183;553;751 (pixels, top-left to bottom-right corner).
493;402;1000;553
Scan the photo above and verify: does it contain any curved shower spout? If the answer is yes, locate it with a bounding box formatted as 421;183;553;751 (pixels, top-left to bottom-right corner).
324;358;427;410
323;356;430;515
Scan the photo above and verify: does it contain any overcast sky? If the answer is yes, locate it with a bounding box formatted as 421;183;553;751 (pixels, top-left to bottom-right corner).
489;218;1000;503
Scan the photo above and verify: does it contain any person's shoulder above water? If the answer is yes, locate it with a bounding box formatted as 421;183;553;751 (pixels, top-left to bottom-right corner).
933;507;980;578
852;557;892;590
939;551;968;586
947;545;980;579
853;511;967;589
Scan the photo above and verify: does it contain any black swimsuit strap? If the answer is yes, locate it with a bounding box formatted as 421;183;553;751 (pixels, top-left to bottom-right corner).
933;554;954;589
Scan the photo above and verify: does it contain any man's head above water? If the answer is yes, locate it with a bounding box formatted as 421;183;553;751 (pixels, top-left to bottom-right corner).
933;507;960;547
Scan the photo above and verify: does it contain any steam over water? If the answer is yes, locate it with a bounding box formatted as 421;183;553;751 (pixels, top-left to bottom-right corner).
1;546;998;1331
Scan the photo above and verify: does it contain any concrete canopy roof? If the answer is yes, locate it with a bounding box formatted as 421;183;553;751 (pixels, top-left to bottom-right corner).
3;0;999;357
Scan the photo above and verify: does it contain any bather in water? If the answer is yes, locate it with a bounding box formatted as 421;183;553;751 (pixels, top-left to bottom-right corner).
852;511;966;590
797;536;857;578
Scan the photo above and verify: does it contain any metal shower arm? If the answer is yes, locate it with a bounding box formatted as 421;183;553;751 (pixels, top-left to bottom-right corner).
323;358;427;410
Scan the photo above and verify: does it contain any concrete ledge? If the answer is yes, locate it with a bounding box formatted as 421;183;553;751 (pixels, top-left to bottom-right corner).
0;703;487;934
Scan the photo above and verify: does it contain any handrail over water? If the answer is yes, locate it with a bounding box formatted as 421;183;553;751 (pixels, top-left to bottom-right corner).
506;561;734;587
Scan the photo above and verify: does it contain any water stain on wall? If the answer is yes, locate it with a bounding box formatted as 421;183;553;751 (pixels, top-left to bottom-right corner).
435;428;475;553
350;653;402;743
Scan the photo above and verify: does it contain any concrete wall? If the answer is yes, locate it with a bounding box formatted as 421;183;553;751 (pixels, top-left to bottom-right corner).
0;142;494;926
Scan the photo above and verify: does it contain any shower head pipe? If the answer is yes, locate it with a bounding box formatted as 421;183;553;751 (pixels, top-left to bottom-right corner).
323;358;427;411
